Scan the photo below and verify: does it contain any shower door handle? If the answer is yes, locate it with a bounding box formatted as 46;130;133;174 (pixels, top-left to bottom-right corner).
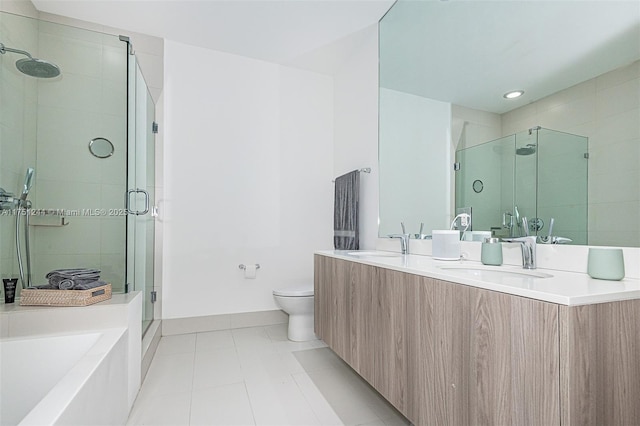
126;189;150;215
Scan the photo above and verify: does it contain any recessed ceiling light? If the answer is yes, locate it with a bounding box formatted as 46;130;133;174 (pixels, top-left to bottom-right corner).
504;90;524;99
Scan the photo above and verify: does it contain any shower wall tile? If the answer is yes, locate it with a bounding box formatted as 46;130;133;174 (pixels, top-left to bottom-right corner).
100;149;127;186
589;168;639;204
38;33;103;79
38;19;104;44
0;10;38;46
537;204;588;232
37;12;105;35
101;78;127;117
36;141;104;184
0;216;17;263
596;60;640;90
596;78;640;119
589;137;640;175
37;105;100;147
103;45;128;84
590;200;640;233
38;73;102;113
0;0;38;19
34;217;101;256
590;107;640;146
0;123;24;175
100;254;126;291
36;179;102;210
100;217;126;254
536;78;596;112
100;184;126;211
588;231;640;248
538;95;596;131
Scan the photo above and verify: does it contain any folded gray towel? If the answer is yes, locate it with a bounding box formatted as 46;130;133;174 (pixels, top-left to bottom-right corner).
46;268;101;289
58;279;75;290
58;278;99;290
74;280;107;290
45;268;101;277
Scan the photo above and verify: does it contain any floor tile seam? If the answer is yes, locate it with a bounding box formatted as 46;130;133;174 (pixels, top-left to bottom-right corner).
290;371;330;425
191;379;246;393
194;330;236;352
241;380;259;426
188;342;197;421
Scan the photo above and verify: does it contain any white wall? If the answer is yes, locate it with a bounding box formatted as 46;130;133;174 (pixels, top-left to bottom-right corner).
333;24;379;249
163;40;333;319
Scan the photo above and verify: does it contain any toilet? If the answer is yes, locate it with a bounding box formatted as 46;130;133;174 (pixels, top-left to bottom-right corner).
273;284;317;342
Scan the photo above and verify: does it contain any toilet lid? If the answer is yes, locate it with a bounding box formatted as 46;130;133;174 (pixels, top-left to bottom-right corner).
273;284;313;297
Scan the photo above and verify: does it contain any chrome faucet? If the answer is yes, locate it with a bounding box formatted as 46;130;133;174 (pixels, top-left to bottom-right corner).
388;222;411;254
502;236;537;269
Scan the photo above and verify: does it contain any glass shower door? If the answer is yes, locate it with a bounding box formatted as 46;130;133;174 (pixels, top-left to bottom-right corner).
127;56;156;335
536;128;588;244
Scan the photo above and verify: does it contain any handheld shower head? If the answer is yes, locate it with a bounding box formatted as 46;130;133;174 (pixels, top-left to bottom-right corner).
20;168;34;200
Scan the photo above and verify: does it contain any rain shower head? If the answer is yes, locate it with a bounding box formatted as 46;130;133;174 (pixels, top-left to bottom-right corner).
20;168;35;200
516;144;537;156
16;57;60;78
0;42;60;78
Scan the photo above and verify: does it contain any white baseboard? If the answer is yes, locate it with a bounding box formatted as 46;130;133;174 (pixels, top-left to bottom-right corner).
141;320;162;381
162;309;288;336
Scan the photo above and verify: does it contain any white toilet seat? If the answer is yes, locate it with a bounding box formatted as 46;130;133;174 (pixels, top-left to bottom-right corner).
273;285;313;297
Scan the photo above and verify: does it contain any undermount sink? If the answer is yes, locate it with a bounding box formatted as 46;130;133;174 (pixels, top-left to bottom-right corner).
346;251;402;257
438;265;553;279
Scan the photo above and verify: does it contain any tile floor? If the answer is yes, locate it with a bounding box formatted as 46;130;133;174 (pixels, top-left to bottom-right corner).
127;324;411;426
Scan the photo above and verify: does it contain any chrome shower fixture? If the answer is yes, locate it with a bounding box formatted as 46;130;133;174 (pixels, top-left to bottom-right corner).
0;42;60;78
20;167;35;201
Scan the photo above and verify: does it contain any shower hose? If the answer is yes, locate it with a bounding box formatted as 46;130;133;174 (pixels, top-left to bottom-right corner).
16;202;32;288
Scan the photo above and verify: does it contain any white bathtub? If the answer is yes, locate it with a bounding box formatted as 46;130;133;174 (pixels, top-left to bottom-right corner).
0;328;128;425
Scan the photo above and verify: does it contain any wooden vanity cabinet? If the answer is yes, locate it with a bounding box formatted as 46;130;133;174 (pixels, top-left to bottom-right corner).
559;301;640;425
314;254;640;426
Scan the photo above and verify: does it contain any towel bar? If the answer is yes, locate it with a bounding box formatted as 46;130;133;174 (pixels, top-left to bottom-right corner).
332;168;371;182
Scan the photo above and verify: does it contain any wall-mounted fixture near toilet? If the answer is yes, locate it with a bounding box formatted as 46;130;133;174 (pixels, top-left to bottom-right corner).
273;284;316;342
238;263;260;279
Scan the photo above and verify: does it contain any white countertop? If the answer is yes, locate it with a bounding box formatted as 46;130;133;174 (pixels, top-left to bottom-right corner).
316;250;640;306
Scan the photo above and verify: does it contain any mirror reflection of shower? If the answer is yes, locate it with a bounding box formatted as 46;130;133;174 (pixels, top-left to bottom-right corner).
0;42;61;78
516;144;537;156
16;168;35;288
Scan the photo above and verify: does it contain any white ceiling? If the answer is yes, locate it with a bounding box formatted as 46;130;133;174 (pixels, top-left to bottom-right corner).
31;0;395;64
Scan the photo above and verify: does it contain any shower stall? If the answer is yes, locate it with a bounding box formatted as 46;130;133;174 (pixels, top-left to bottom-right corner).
0;12;156;334
455;126;588;244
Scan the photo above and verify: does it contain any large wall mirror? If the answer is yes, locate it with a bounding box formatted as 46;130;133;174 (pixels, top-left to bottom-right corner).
379;0;640;247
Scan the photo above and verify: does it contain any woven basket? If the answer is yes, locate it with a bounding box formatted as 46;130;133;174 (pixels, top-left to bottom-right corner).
20;283;112;307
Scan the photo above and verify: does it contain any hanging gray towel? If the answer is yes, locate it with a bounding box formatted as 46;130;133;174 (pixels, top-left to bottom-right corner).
334;170;360;250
